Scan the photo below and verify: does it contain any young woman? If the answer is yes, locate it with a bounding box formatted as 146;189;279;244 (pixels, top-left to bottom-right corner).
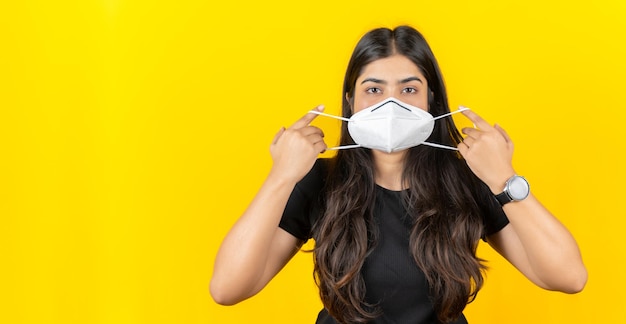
210;25;587;324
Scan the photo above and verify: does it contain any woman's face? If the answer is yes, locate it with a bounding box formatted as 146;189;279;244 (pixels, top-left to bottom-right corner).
351;54;429;113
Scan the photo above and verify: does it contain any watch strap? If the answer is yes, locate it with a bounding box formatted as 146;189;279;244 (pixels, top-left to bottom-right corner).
495;191;512;206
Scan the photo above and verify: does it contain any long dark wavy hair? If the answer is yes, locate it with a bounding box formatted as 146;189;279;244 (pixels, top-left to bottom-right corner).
312;26;491;323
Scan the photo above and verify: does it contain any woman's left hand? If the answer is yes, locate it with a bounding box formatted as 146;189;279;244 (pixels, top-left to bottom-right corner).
459;109;588;293
457;109;516;193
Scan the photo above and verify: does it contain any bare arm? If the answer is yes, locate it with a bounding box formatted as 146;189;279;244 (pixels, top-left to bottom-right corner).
210;106;327;305
485;194;586;293
458;109;587;293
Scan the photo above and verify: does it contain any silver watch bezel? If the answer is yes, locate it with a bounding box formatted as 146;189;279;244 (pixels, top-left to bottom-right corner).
504;175;530;201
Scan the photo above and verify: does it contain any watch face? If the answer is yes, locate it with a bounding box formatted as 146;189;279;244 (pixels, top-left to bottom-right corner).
508;176;530;200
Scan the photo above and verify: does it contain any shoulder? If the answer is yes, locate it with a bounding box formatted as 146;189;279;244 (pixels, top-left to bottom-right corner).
294;158;331;198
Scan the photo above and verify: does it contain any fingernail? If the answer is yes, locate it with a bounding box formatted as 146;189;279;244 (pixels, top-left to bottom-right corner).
317;104;325;111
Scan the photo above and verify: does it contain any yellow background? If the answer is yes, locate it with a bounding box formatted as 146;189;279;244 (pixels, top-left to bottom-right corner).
1;0;624;323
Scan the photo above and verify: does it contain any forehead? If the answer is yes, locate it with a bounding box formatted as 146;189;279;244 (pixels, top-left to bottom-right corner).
357;55;426;82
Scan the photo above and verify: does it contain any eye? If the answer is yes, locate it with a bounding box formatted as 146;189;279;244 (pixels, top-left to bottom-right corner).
366;87;382;94
402;87;418;94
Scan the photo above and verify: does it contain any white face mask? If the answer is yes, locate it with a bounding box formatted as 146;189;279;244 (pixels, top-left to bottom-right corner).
310;97;468;153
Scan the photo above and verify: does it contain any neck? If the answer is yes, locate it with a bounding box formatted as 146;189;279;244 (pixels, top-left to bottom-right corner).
372;150;406;191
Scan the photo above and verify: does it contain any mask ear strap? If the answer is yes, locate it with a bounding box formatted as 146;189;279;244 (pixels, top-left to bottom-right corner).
422;106;471;151
308;107;469;151
307;110;360;150
421;142;459;151
308;110;351;122
327;144;361;150
431;106;469;121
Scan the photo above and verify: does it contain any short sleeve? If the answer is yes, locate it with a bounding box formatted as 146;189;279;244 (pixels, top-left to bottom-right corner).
478;185;510;239
278;159;328;242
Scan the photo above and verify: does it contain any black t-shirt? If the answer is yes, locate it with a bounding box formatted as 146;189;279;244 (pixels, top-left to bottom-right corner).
279;159;509;324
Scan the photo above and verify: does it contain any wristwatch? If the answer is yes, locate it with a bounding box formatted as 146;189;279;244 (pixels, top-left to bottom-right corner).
495;175;530;206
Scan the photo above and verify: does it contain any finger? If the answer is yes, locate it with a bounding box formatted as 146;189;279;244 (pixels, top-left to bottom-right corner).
494;124;512;143
271;127;285;145
462;136;475;148
313;140;327;153
461;109;492;130
457;141;469;156
306;131;326;145
290;105;325;129
299;125;325;138
461;127;482;139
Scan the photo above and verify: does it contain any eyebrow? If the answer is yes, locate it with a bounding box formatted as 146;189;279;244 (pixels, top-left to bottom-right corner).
360;76;423;85
400;76;423;84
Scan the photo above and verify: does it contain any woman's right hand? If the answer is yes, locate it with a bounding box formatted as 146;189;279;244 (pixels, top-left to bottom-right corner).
269;105;327;183
210;105;327;305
